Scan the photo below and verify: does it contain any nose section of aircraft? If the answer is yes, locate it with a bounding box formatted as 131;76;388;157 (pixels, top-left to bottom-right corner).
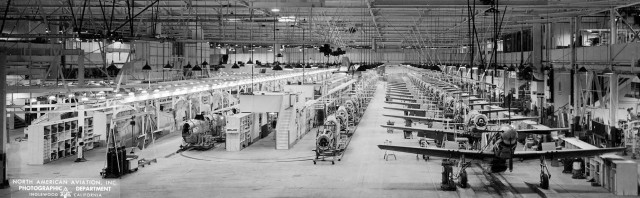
501;126;518;145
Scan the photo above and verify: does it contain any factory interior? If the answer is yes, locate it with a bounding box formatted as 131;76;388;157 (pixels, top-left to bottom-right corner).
1;0;640;197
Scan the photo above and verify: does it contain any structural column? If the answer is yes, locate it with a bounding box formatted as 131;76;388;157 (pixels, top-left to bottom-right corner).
531;24;544;109
609;73;618;144
0;53;8;187
78;52;85;86
570;17;578;124
76;105;86;162
610;8;617;45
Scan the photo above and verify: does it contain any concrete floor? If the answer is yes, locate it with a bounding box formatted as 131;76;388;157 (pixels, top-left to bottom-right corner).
1;81;633;198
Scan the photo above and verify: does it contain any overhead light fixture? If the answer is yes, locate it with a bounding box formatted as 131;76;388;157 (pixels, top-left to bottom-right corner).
278;16;296;22
192;64;202;71
578;66;588;73
184;62;192;69
142;61;152;71
164;61;173;69
107;61;118;71
271;8;280;12
602;67;614;74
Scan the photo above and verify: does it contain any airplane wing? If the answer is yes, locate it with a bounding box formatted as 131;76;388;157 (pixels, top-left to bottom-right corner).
386;92;412;95
468;102;502;106
387;97;417;101
385;101;422;106
383;107;442;113
489;116;539;123
386;94;414;98
383;114;454;123
380;125;459;135
517;128;571;134
478;108;518;114
467;97;487;102
513;147;625;160
377;145;494;160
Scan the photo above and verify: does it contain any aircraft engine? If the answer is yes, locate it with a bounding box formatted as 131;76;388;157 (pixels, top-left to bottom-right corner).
466;111;488;131
499;125;518;145
316;130;335;152
317;116;340;152
336;106;349;130
345;100;356;118
182;119;211;144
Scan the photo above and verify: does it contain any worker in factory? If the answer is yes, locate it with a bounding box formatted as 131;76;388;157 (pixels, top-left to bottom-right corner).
627;108;637;121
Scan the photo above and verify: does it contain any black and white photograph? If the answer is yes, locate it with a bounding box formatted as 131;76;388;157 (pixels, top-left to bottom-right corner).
0;0;639;197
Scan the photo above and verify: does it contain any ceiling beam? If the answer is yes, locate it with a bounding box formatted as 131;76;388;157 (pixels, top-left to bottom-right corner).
365;0;382;38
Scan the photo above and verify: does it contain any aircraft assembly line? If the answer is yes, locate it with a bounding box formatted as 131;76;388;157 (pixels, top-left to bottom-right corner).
1;65;637;198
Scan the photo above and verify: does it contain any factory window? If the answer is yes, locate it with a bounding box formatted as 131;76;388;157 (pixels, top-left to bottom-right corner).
627;82;640;99
173;43;184;56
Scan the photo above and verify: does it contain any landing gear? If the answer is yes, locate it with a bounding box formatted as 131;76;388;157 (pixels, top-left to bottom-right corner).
539;156;551;189
441;159;457;191
459;169;468;188
441;156;471;190
540;172;550;189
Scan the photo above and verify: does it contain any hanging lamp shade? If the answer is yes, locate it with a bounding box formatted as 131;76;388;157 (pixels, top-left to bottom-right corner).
201;60;209;68
602;67;614;74
192;64;202;71
272;64;283;70
184;62;192;69
499;64;508;70
142;61;152;71
107;61;118;71
578;66;588;73
247;59;253;64
276;53;283;57
232;63;240;69
163;61;173;69
477;64;486;71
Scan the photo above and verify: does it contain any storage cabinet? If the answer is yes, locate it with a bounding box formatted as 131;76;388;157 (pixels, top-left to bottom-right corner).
611;160;638;196
27;117;101;165
225;113;254;151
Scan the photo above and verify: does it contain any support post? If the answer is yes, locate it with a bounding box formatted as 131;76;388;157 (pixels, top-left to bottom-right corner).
0;52;8;188
532;24;543;109
609;73;618;145
570;17;578;130
610;8;617;45
78;52;85;86
75;105;86;162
